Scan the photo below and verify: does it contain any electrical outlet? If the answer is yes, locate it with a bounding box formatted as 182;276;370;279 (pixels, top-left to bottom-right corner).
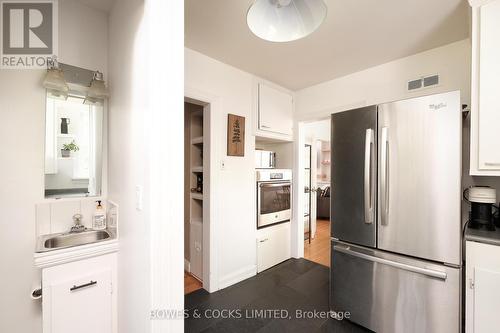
135;185;143;211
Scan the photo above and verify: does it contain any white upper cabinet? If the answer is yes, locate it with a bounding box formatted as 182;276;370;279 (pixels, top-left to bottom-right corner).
470;0;500;175
257;82;294;138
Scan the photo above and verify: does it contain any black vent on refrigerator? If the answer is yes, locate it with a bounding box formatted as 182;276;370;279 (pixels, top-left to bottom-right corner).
423;74;439;87
408;79;422;91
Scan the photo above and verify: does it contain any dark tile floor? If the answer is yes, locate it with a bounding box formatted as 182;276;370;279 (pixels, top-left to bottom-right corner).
185;258;371;333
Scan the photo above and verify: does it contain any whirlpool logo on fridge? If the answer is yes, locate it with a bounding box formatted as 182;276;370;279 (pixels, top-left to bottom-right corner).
1;0;58;69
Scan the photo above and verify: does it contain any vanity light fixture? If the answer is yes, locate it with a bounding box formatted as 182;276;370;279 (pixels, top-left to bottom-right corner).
247;0;327;42
84;71;109;106
43;56;69;100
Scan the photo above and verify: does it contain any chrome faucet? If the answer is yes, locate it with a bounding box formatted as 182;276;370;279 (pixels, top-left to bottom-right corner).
70;214;86;233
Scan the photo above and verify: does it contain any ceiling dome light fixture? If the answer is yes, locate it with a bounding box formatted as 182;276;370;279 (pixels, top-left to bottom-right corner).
247;0;327;42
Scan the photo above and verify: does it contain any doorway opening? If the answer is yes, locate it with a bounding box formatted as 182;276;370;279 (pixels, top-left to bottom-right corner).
302;119;331;267
184;98;211;294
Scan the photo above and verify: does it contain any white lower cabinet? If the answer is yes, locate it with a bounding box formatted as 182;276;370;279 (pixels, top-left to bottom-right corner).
257;222;291;273
42;253;117;333
466;241;500;333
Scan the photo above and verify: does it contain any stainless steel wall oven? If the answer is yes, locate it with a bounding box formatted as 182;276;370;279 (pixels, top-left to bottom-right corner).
256;169;292;229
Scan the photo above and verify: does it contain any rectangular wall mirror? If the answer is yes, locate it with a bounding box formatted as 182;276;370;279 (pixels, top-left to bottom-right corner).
44;95;103;198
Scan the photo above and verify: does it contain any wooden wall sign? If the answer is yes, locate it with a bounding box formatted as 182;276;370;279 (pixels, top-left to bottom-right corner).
227;114;245;156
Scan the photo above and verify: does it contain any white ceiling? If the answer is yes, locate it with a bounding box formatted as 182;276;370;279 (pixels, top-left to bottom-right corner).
185;0;470;90
76;0;115;13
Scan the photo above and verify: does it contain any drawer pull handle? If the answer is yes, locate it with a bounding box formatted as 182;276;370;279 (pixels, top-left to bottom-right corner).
70;280;97;292
259;238;269;243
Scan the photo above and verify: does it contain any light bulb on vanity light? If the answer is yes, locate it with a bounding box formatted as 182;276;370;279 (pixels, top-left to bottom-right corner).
43;56;69;100
84;71;109;106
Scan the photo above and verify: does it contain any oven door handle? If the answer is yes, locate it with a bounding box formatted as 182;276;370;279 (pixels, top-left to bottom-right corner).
259;182;291;188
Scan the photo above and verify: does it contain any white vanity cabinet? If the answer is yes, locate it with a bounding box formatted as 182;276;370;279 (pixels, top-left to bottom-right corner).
469;0;500;175
256;82;294;139
465;241;500;333
41;253;117;333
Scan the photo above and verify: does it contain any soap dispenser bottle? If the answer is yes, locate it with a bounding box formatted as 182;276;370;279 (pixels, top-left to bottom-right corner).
93;200;106;230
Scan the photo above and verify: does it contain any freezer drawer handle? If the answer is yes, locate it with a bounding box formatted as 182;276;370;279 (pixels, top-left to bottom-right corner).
364;128;374;224
334;245;447;280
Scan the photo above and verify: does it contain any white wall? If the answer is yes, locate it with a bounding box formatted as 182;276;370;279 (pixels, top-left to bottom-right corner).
59;0;108;75
296;39;471;119
148;2;185;331
0;70;45;333
108;0;152;332
185;48;260;289
109;1;184;332
303;119;330;142
0;1;108;332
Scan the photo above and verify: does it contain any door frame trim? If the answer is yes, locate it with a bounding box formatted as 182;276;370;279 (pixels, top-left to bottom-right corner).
184;87;219;293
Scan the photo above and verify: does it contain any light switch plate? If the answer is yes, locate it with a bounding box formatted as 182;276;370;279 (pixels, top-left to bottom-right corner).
220;160;226;170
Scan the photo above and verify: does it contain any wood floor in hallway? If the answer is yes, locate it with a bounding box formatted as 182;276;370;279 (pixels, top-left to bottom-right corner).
185;271;202;294
304;219;331;267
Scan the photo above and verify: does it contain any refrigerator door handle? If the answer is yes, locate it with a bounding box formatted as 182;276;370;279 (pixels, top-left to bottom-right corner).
333;244;447;280
380;127;389;225
270;152;276;168
364;129;374;224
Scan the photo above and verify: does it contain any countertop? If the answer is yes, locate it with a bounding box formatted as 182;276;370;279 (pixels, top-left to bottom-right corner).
465;226;500;246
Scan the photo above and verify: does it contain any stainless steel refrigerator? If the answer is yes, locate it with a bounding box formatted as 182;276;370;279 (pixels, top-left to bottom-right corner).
330;91;462;333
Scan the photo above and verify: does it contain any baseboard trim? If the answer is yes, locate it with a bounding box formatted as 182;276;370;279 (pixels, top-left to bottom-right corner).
184;259;190;272
218;265;256;290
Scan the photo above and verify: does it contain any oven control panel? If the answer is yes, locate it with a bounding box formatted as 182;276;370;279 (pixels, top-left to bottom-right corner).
255;169;292;182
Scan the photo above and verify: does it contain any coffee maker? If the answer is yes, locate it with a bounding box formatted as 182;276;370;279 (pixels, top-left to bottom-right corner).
467;186;497;231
